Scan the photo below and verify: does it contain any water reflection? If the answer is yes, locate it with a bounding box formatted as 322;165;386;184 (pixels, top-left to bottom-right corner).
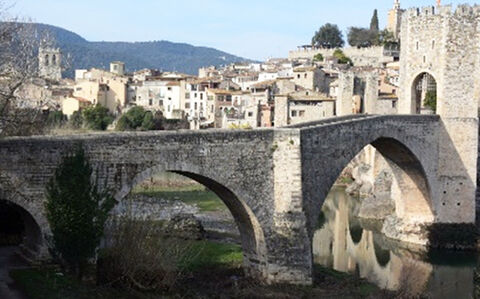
313;187;477;297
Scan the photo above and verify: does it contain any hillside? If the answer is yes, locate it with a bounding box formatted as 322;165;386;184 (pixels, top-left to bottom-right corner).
31;23;251;77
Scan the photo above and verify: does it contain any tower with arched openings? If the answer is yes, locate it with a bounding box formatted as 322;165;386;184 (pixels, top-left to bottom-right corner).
398;4;480;223
38;47;62;81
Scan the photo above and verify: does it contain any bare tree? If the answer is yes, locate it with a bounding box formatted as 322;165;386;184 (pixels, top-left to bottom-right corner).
0;3;60;137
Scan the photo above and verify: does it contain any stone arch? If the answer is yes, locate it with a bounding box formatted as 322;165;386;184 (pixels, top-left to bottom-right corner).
411;72;437;114
113;164;268;279
304;135;434;240
0;194;45;258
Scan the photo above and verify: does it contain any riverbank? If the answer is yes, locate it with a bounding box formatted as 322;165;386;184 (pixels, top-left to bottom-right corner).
10;239;390;298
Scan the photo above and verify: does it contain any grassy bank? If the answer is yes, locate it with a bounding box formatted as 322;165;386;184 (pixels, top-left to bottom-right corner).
131;184;227;212
11;240;390;299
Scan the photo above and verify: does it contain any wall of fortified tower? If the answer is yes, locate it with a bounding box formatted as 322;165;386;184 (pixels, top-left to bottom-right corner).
399;4;480;223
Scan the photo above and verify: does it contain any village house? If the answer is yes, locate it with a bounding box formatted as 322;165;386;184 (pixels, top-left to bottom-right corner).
274;90;335;127
62;96;92;117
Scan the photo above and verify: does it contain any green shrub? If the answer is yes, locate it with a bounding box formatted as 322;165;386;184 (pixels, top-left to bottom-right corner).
116;106;156;131
82;104;114;131
333;49;353;65
45;146;116;279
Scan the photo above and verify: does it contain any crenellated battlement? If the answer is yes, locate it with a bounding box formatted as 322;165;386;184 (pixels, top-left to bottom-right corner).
405;4;480;19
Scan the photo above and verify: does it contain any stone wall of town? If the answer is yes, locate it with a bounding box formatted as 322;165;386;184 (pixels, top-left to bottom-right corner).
288;46;393;67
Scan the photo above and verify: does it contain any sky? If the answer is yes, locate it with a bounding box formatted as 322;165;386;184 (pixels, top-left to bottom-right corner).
7;0;480;60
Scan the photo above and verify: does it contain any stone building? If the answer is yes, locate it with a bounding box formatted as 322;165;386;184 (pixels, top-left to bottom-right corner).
336;69;379;116
110;61;125;76
38;47;62;81
274;90;335;127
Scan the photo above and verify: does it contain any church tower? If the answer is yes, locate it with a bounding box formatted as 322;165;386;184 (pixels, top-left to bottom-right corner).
38;47;62;81
387;0;404;40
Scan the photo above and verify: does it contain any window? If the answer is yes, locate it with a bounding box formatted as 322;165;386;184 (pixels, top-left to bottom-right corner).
168;105;171;112
168;97;172;101
211;105;214;113
185;102;190;109
194;93;197;98
168;87;172;91
304;73;307;79
297;74;300;79
52;55;57;65
432;40;435;49
76;87;82;91
392;101;397;109
423;56;426;63
45;54;49;66
194;102;198;110
200;93;203;100
159;100;164;106
291;110;297;117
299;110;305;117
149;99;153;106
185;92;190;99
416;41;419;50
248;112;253;117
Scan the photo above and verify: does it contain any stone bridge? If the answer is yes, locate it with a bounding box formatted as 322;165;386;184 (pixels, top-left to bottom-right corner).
0;114;476;285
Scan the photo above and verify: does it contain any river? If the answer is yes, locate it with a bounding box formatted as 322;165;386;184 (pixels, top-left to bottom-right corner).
313;187;479;297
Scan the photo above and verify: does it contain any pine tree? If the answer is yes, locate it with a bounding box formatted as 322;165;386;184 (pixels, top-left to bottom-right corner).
370;9;379;33
45;146;116;279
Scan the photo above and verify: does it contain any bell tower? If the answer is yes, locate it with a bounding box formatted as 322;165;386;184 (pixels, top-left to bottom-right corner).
387;0;404;40
38;47;62;81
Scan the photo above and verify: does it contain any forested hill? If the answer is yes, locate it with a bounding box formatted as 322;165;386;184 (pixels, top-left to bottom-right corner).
30;23;252;77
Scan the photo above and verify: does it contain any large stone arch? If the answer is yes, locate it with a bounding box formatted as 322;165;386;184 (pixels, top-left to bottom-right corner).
301;118;437;244
112;162;268;280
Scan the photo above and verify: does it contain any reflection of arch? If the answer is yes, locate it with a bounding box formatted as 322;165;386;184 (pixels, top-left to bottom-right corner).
373;240;390;267
115;165;267;276
411;72;437;114
348;217;364;245
0;199;43;255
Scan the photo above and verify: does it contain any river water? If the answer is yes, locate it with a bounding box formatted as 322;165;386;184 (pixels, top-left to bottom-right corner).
313;187;479;297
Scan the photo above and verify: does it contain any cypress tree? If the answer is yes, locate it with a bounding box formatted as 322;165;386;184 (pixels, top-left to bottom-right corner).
370;9;379;33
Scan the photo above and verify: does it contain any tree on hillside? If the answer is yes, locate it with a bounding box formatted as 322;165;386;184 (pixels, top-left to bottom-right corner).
370;9;379;33
312;23;344;49
45;146;116;279
347;27;378;48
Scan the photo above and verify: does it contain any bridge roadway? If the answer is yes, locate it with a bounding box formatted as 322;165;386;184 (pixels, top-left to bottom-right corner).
0;114;475;285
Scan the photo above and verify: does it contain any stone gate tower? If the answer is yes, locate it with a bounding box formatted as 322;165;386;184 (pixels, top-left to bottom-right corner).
398;5;480;224
38;47;62;81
